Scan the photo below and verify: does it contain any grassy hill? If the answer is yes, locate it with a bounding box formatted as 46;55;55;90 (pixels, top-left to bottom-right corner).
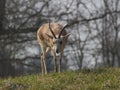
0;68;120;90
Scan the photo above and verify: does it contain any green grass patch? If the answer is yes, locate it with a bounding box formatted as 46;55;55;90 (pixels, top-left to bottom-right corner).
0;68;120;90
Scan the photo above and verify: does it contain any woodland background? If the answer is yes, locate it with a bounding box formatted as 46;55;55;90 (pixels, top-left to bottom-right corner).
0;0;120;77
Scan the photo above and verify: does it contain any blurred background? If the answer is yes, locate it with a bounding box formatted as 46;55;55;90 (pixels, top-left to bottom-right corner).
0;0;120;77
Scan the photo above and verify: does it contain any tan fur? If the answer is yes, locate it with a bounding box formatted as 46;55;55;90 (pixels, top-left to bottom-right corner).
37;23;69;74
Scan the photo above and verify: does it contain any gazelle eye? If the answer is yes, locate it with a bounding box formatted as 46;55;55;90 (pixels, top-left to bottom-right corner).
53;40;57;44
53;39;58;44
60;41;62;44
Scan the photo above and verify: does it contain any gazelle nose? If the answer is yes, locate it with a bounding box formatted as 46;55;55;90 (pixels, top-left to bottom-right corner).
56;49;59;53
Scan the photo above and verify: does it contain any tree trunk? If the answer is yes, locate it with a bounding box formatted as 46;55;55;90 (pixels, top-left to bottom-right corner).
0;0;5;30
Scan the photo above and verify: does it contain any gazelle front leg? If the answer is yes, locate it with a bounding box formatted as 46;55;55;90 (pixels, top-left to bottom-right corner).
52;50;57;72
58;52;63;73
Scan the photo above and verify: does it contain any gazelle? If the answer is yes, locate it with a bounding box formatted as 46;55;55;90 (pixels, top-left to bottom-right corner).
37;22;70;74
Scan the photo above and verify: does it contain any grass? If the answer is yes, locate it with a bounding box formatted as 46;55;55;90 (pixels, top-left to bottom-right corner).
0;68;120;90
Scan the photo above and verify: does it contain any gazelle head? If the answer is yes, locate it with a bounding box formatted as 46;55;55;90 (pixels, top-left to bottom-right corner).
46;22;70;54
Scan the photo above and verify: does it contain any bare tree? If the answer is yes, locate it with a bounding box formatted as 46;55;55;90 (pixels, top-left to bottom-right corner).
0;0;6;31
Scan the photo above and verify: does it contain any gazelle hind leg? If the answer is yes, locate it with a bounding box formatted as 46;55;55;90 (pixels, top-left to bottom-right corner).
40;53;44;74
42;51;47;74
41;46;47;74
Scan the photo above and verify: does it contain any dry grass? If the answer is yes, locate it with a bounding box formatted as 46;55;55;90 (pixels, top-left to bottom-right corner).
0;68;120;90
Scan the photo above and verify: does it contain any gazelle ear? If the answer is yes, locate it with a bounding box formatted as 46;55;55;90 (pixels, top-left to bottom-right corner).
63;33;71;38
45;33;53;39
